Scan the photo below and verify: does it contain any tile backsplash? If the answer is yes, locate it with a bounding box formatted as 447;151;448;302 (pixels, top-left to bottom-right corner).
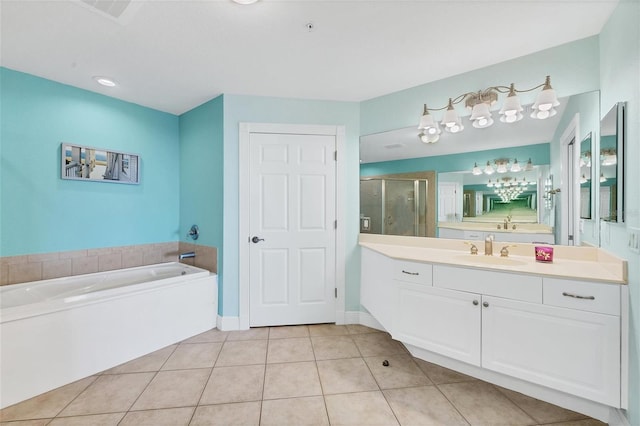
1;242;218;286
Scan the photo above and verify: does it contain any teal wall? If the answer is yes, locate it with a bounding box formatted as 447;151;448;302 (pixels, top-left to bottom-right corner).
599;0;640;422
179;95;224;314
0;68;180;256
360;144;550;176
222;95;361;316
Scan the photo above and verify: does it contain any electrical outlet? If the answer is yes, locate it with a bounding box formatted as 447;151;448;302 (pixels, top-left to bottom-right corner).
629;227;640;254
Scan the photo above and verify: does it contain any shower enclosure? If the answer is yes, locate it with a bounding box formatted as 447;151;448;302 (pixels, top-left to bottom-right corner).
360;178;429;237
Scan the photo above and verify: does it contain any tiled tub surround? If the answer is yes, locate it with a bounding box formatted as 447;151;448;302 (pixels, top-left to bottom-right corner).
0;242;217;286
0;325;605;426
0;263;218;409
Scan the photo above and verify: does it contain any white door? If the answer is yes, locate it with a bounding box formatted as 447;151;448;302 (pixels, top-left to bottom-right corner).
248;132;336;326
438;182;459;222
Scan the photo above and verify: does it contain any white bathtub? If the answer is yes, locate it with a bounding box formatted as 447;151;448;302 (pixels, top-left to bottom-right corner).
0;262;217;409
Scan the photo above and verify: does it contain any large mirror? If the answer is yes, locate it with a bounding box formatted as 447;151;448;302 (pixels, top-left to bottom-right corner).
360;91;600;246
599;103;625;222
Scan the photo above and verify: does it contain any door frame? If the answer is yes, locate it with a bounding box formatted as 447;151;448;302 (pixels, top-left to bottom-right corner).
559;114;580;246
238;123;346;330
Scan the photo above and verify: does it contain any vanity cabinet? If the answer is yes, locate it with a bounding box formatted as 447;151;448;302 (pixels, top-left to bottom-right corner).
481;294;620;407
394;283;481;366
361;247;623;408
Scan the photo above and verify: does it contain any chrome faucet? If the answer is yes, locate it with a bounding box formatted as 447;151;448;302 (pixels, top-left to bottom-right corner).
179;251;196;260
484;234;494;256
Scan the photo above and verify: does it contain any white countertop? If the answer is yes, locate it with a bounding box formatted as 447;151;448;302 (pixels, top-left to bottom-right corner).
359;234;627;284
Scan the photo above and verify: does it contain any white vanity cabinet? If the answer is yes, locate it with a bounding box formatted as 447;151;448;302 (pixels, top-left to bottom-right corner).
361;249;624;409
481;294;620;407
394;283;481;366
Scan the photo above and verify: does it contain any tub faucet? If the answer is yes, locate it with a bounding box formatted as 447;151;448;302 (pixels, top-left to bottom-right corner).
484;234;494;256
179;251;196;260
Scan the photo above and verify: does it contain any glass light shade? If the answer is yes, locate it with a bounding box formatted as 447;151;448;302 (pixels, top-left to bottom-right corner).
525;158;534;171
600;173;607;183
487;180;494;187
499;94;523;123
469;102;494;128
496;162;508;173
418;106;441;136
472;163;482;175
580;175;588;184
532;87;560;112
510;159;521;172
484;161;495;175
441;105;464;133
419;132;440;144
601;153;617;166
531;107;557;120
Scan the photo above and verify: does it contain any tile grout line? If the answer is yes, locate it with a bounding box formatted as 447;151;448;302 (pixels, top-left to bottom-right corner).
187;331;229;425
432;382;472;426
114;343;182;425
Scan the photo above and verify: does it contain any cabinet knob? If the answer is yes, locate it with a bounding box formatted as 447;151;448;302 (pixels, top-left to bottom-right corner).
473;300;479;306
483;301;489;308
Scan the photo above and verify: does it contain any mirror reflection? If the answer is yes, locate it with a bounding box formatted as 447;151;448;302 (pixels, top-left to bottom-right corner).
579;133;593;219
599;103;625;222
360;92;599;246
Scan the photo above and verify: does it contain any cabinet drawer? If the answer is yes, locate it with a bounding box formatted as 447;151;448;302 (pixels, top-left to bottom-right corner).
543;278;620;315
393;261;432;285
433;265;542;303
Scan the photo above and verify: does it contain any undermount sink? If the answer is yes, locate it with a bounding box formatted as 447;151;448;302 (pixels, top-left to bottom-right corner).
454;254;528;267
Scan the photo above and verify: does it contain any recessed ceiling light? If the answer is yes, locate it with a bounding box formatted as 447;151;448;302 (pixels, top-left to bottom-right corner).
93;76;117;87
231;0;259;4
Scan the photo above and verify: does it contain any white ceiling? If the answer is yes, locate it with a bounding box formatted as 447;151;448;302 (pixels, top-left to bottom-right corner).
0;0;618;115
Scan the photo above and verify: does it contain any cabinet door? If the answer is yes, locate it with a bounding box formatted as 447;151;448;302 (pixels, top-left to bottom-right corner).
481;295;620;407
361;247;394;331
394;283;481;366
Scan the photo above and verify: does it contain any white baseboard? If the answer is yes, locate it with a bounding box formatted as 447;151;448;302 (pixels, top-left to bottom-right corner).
216;315;240;331
344;310;386;331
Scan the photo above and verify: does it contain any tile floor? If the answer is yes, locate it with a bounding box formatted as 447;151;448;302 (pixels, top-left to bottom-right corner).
0;324;607;426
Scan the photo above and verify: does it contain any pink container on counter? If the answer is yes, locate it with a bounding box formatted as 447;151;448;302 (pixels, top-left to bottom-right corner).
535;246;554;262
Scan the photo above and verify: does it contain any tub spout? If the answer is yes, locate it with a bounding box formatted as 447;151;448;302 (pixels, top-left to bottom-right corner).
179;251;196;260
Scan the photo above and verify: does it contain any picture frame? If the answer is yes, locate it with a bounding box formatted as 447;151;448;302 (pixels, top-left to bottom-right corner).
61;143;140;184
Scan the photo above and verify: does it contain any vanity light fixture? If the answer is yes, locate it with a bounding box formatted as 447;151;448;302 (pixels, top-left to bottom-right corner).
600;173;607;183
418;76;559;138
580;174;588;184
473;158;534;175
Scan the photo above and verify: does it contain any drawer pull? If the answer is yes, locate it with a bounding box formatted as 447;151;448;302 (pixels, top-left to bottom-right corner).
562;292;595;300
402;270;419;276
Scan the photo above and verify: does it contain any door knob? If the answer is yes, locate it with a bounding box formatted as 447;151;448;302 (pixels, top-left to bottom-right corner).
251;236;265;243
